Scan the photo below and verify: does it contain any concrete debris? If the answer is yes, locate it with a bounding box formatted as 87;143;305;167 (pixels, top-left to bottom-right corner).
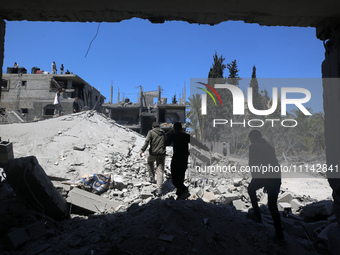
302;200;333;218
278;191;294;203
73;144;85;151
66;187;122;214
278;202;292;212
0;111;336;254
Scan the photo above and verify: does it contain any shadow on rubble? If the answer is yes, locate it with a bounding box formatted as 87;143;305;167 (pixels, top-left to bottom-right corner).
1;178;331;255
0;156;337;255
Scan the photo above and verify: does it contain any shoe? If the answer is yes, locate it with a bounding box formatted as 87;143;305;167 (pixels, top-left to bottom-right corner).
246;210;262;223
176;191;191;200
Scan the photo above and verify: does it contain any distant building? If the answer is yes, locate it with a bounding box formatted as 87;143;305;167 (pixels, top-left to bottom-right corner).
0;66;105;122
103;85;186;135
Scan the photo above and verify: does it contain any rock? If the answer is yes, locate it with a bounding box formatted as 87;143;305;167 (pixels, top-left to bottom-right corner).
159;234;174;242
233;178;243;186
202;191;216;203
73;144;85;151
278;192;294;203
290;199;303;212
278;202;292;212
218;193;239;205
302;200;333;218
232;199;245;211
317;222;338;241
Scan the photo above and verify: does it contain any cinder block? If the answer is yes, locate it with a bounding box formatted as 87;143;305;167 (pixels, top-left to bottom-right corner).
233;199;245;211
67;188;122;213
5;228;30;249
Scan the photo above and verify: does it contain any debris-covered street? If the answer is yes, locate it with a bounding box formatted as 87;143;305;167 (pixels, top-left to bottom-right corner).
0;111;337;254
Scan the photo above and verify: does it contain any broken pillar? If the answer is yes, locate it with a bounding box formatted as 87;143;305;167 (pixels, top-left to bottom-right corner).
66;187;122;213
4;156;69;220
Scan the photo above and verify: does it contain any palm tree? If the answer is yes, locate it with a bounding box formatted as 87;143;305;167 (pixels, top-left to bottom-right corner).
186;94;204;139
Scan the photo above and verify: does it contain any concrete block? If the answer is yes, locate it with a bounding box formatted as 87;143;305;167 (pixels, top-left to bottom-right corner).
278;202;292;212
67;188;122;213
303;221;330;240
26;220;46;240
73;144;85;151
290;199;303;212
5;227;30;249
4;156;69;220
112;175;127;190
140;186;154;199
302;200;333;218
233;178;243;186
202;191;216;203
278;192;293;203
317;222;337;241
232;199;245;211
214;185;228;195
219;193;239;205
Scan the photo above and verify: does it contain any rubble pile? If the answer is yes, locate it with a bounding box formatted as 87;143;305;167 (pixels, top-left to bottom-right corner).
0;111;337;254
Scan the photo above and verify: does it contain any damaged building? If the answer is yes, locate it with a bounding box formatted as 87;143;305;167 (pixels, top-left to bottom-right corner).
0;67;105;122
103;86;186;135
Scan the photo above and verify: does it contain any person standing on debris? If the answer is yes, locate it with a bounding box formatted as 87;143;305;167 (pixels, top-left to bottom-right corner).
14;62;18;68
73;97;81;113
246;130;284;240
60;64;64;74
222;142;227;157
140;122;166;196
52;61;57;74
54;88;64;116
166;122;209;200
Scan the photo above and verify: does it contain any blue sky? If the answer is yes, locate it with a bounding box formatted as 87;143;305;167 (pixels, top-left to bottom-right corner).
3;19;325;113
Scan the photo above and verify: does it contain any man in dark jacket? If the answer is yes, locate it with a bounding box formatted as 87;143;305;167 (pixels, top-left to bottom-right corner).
247;130;284;240
140;122;166;196
166;122;209;200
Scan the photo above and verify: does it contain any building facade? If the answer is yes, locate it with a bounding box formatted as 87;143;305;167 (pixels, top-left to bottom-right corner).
1;68;105;122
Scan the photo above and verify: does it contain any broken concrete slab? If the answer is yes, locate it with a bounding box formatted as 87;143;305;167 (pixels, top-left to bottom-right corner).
233;178;243;186
232;199;245;211
73;144;85;151
278;202;292;212
278;192;294;203
4;156;69;220
202;191;216;203
5;227;30;249
317;222;338;241
302;200;333;218
140;186;154;199
218;193;239;205
290;199;303;212
67;187;122;213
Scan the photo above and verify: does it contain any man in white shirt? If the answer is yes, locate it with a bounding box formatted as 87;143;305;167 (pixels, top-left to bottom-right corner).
54;88;64;116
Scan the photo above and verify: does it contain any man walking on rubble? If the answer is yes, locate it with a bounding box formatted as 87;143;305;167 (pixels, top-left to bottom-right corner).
140;122;166;196
166;122;209;200
246;130;284;240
